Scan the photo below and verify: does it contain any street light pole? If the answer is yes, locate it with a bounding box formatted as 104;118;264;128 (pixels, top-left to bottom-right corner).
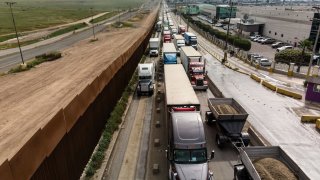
90;8;96;39
222;0;233;64
6;1;24;64
307;7;320;77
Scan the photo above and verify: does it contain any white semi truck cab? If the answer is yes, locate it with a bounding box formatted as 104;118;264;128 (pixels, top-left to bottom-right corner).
137;63;155;96
149;38;160;57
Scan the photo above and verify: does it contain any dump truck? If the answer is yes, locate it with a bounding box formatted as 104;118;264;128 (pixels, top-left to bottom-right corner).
206;98;250;149
149;38;160;57
137;63;155;96
234;146;309;180
180;46;208;90
184;32;197;50
162;43;177;64
164;64;214;180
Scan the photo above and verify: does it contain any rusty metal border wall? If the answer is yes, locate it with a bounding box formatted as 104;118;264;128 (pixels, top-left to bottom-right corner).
0;12;156;180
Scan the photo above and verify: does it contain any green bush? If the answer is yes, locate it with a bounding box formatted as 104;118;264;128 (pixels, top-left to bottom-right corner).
275;49;311;65
182;14;251;51
8;51;61;74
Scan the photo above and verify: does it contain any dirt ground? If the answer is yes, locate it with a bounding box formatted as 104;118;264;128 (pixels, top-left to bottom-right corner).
0;9;156;167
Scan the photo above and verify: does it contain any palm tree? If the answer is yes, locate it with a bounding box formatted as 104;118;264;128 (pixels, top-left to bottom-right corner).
297;39;312;73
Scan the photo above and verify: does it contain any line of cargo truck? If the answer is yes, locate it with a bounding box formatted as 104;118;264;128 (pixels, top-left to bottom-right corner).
164;64;214;180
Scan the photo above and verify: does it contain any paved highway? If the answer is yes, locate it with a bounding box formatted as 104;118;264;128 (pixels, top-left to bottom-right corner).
0;10;138;73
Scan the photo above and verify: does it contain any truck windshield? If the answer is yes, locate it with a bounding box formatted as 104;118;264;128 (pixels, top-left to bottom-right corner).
174;149;207;164
190;39;197;45
139;76;152;81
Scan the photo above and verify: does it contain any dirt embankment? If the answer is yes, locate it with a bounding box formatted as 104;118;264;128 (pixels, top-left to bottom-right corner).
0;9;157;179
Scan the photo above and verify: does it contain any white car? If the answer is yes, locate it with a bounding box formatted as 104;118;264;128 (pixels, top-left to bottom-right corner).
253;37;264;42
276;46;293;52
250;35;261;40
259;58;272;66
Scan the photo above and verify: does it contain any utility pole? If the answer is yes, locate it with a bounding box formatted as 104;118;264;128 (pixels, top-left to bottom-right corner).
118;8;121;23
222;0;233;64
6;1;24;64
90;8;96;39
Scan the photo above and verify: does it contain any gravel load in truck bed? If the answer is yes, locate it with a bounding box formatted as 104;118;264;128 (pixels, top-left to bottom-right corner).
253;158;297;180
214;104;239;114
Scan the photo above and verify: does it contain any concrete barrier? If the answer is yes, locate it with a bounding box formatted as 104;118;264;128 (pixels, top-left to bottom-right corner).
250;74;262;83
316;119;320;129
262;80;277;91
277;87;302;99
301;115;320;123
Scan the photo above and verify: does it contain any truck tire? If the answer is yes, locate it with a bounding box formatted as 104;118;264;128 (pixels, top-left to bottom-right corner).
205;111;214;124
216;134;223;148
241;133;250;147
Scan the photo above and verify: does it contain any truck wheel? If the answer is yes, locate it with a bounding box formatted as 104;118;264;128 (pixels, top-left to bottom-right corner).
216;134;223;148
241;133;250;147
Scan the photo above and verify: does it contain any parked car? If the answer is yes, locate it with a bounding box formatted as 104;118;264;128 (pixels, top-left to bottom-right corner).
253;37;265;42
215;23;223;27
313;55;320;65
250;54;262;62
250;35;261;41
271;42;287;48
276;45;293;52
257;38;268;43
261;38;276;44
259;58;272;66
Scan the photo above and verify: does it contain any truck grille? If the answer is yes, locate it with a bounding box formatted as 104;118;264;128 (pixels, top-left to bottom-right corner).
196;79;203;86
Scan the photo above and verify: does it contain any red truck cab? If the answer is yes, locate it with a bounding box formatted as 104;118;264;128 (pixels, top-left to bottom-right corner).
189;62;208;89
163;30;171;43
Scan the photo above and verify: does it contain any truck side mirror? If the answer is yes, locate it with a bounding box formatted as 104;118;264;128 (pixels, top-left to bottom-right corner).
210;150;215;160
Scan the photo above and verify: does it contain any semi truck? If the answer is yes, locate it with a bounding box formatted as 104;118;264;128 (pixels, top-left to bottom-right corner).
180;46;208;90
173;34;185;56
184;32;198;50
206;98;250;149
163;30;171;43
156;21;162;32
178;25;186;35
149;38;160;57
137;63;155;96
164;64;214;180
234;146;308;180
162;43;177;64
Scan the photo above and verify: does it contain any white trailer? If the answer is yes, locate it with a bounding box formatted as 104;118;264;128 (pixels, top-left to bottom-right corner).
149;38;160;57
173;34;185;55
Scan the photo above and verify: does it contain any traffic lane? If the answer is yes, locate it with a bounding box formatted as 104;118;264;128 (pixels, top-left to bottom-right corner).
196;91;240;180
204;53;320;179
0;11;137;73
